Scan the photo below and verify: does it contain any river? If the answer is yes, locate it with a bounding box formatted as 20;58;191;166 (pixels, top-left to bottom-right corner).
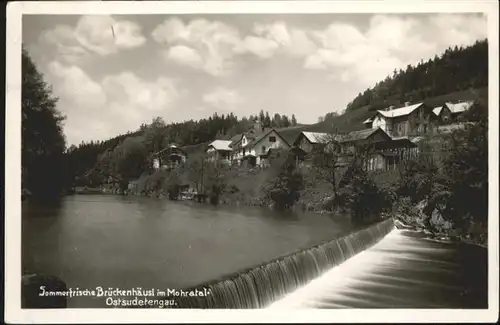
22;195;487;309
22;194;356;308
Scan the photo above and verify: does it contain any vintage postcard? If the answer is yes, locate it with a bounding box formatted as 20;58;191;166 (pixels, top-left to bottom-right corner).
4;0;499;323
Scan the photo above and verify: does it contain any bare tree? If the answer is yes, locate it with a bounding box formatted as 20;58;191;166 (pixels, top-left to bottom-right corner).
311;130;351;201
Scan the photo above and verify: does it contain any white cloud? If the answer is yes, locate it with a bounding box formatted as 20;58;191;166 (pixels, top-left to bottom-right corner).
237;36;280;59
152;18;318;75
152;18;242;76
286;29;318;58
312;23;365;50
39;15;146;65
428;14;487;49
102;72;181;112
254;21;291;45
151;17;186;44
304;49;335;70
304;14;487;87
46;61;182;145
74;15;146;55
40;25;91;64
252;21;317;58
165;45;204;69
202;87;244;110
47;61;107;108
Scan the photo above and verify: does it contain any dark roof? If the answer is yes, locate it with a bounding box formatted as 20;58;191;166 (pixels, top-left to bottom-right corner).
336;128;390;143
245;130;269;147
246;128;290;148
153;144;187;157
229;133;243;143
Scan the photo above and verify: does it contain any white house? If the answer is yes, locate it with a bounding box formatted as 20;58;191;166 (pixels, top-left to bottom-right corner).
206;140;233;165
446;101;474;114
445;101;474;121
231;128;291;167
366;102;436;137
433;100;474;124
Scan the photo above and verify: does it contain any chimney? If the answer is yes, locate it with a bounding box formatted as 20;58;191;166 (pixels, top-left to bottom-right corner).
253;120;261;131
404;102;410;107
387;105;395;111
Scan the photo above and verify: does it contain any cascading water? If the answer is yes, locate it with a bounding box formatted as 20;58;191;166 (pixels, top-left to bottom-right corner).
176;218;395;309
268;228;488;309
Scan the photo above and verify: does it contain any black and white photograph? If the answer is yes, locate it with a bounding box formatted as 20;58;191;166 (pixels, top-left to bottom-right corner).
4;1;499;323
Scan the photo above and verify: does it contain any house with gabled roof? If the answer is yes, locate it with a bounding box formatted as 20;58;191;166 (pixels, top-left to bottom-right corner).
446;101;474;121
152;144;188;170
291;126;419;172
446;101;474;115
366;101;437;137
432;104;453;124
336;128;392;146
206;140;233;165
433;100;475;124
231;128;291;167
293;131;330;153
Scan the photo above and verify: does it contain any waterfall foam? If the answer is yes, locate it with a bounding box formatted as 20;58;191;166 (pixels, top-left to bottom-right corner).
176;218;395;308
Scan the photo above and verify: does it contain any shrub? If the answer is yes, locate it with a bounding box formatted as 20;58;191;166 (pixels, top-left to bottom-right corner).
167;184;181;200
265;163;305;211
335;163;392;225
203;164;227;206
397;152;439;203
164;170;182;200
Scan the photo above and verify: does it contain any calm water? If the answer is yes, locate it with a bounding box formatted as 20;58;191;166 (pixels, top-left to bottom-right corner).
22;195;356;307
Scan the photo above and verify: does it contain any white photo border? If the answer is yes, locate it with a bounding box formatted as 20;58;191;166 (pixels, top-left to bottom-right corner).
5;1;499;323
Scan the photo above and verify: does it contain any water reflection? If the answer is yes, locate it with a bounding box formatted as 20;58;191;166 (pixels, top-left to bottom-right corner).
22;194;355;308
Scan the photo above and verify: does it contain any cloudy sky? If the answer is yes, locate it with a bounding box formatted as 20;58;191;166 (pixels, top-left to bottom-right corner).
22;13;486;146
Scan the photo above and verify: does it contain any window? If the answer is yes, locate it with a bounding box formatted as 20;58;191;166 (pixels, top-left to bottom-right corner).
269;136;276;143
262;146;266;154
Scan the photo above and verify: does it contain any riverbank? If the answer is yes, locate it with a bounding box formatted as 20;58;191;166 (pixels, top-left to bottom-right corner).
392;214;487;248
72;186;104;195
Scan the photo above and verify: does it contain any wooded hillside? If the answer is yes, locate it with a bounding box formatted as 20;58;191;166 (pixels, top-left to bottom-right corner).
345;39;488;113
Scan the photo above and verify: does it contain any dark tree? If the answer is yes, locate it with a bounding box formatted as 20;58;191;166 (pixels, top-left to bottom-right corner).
22;48;67;202
265;157;304;211
264;111;271;128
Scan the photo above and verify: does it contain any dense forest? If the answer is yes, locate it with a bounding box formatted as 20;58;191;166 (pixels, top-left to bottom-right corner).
345;39;488;112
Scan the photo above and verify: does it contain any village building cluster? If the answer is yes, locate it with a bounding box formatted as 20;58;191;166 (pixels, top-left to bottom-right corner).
151;100;475;173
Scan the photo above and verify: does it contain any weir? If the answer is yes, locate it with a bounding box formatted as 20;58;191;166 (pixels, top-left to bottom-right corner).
176;218;395;308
